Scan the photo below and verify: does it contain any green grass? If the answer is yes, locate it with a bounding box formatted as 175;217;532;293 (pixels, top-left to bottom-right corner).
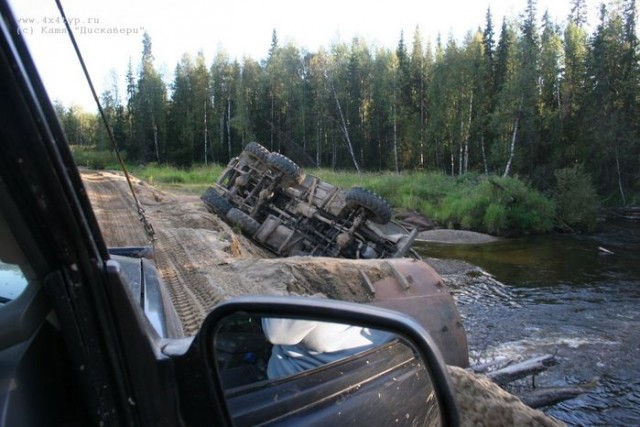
129;164;225;195
70;146;223;195
309;169;554;236
70;146;122;170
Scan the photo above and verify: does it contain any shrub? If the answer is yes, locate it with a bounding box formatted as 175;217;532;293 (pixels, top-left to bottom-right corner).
553;165;599;233
70;146;120;170
482;177;555;235
435;176;554;236
484;203;508;234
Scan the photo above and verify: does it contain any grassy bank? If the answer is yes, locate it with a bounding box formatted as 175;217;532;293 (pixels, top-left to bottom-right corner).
70;147;223;195
129;164;224;195
311;170;555;236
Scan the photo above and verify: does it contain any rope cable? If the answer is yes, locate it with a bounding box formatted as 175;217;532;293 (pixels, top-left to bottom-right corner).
55;0;155;241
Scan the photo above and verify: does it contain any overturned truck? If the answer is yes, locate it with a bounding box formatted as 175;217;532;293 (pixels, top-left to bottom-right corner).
201;143;470;368
202;142;419;260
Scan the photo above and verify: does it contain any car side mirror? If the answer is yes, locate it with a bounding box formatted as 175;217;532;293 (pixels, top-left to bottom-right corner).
199;296;460;426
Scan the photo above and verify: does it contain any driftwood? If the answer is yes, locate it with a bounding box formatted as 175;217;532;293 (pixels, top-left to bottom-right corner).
487;354;558;386
471;357;516;375
470;353;595;409
607;206;640;221
598;246;615;255
520;378;599;409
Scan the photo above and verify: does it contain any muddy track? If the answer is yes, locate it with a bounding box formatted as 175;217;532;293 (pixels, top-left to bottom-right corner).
152;227;254;335
81;170;276;335
153;230;208;335
81;170;226;334
81;171;150;247
80;169;462;337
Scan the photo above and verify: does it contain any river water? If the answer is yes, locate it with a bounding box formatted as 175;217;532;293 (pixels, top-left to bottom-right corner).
416;220;640;426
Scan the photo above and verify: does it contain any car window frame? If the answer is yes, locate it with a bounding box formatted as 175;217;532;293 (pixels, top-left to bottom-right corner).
0;2;142;423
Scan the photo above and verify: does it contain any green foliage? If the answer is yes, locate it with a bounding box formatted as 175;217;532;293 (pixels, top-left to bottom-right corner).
435;176;555;236
483;203;508;234
126;33;168;163
553;165;599;232
70;146;121;170
132;164;222;183
312;170;554;236
128;164;224;195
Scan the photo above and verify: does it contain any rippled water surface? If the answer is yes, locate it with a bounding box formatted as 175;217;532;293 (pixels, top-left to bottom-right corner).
416;220;640;426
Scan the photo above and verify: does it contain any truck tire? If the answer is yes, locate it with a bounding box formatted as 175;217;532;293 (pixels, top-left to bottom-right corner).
243;142;270;162
266;152;305;186
345;187;392;224
226;208;260;235
201;187;232;216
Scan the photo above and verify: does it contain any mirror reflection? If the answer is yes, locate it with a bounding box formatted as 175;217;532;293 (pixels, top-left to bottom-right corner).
0;206;30;305
0;261;28;304
213;313;442;426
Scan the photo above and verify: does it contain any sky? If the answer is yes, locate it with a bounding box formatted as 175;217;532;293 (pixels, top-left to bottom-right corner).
7;0;596;111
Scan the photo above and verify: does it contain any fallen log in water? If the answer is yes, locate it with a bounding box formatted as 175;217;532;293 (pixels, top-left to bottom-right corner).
470;354;596;409
520;378;599;408
471;357;515;375
487;354;558;386
607;206;640;221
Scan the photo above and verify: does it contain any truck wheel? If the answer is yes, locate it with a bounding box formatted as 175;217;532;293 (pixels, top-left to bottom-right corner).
226;208;260;235
243;142;270;162
345;187;392;224
266;152;305;186
201;188;232;216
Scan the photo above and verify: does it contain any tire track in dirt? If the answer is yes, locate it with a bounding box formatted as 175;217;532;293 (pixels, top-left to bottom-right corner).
81;170;261;335
152;229;209;335
152;227;247;335
82;171;150;247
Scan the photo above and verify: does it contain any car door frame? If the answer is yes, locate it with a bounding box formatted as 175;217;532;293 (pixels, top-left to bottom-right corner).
0;2;212;425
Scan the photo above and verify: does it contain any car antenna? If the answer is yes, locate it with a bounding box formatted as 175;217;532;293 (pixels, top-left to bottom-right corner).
54;0;155;242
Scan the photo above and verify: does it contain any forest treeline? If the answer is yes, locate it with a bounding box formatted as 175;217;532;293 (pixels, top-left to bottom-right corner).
57;0;639;205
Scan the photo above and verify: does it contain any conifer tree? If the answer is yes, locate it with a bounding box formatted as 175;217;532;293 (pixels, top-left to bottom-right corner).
129;33;167;163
